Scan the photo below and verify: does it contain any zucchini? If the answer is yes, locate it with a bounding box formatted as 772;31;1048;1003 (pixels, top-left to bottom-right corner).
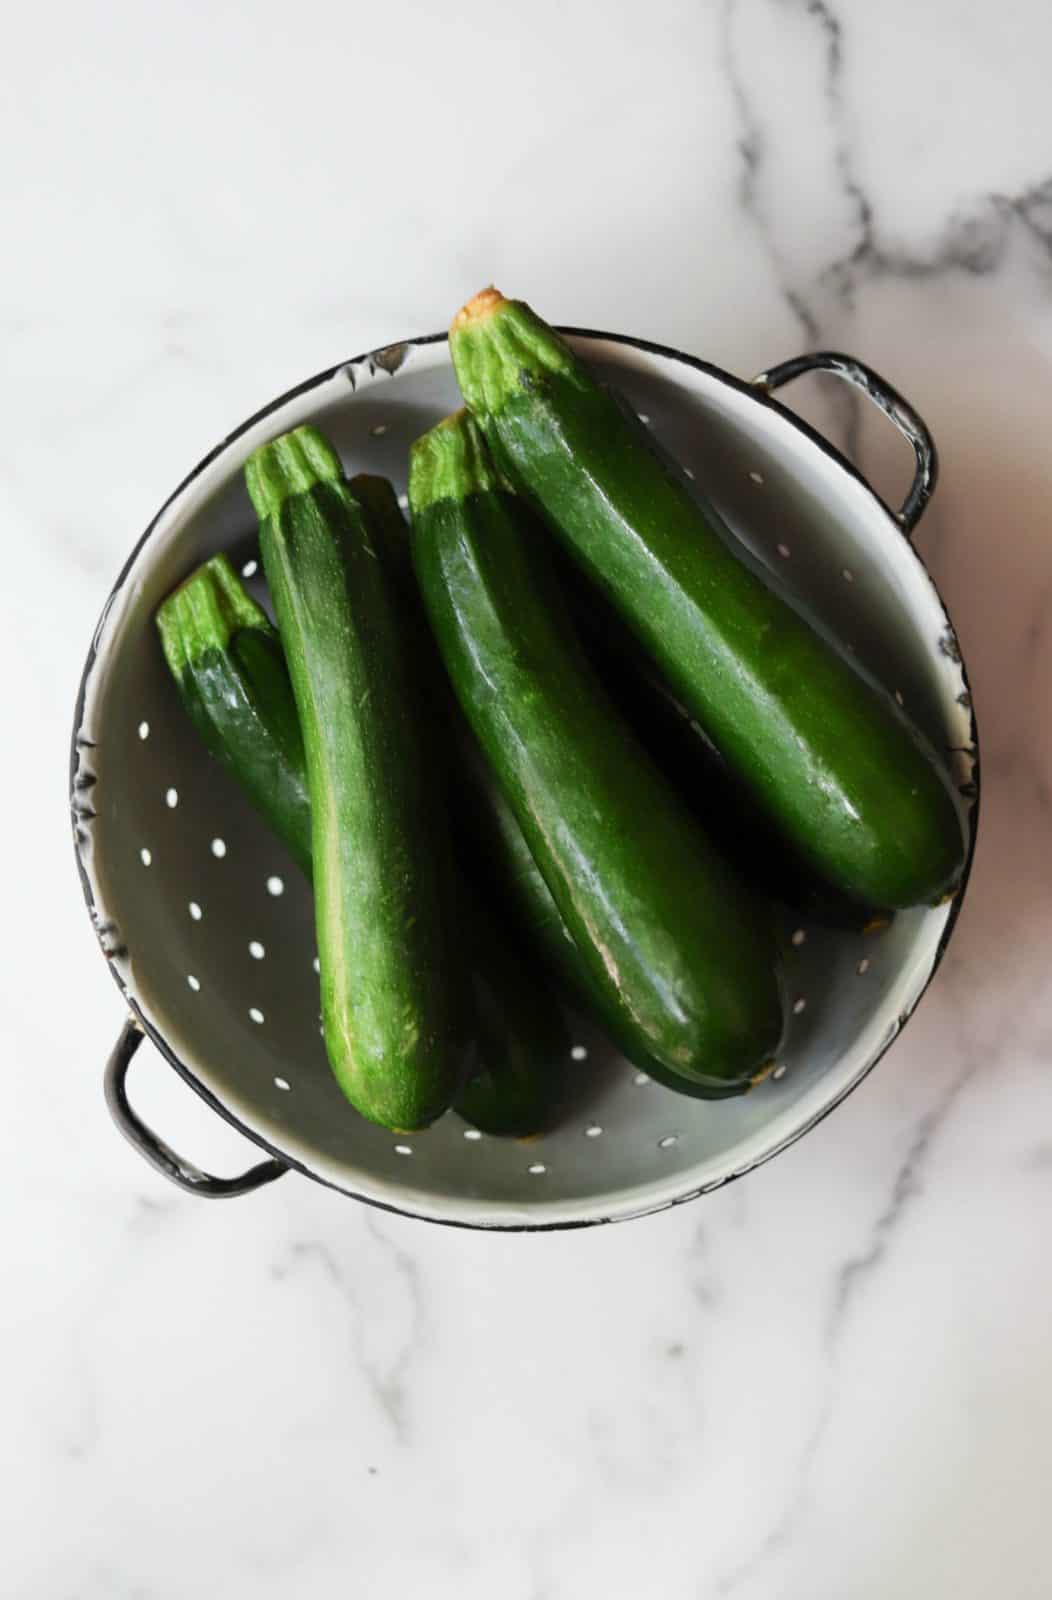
458;746;750;1098
569;573;874;929
409;410;783;1094
455;891;569;1134
348;473;679;1097
450;289;966;911
156;555;311;877
347;471;570;1133
161;492;565;1135
158;539;745;1106
246;428;460;1131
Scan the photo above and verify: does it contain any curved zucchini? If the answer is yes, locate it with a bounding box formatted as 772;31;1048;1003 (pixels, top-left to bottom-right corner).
450;289;966;911
409;410;783;1094
156;555;311;877
246;428;460;1131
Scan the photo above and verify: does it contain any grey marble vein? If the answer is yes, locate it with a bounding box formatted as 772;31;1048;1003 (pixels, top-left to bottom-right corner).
715;1043;984;1597
720;0;822;346
724;0;1052;325
359;1213;428;1439
687;1221;721;1310
270;1223;425;1443
12;3;1052;1593
59;1360;101;1465
720;0;866;460
826;1098;955;1349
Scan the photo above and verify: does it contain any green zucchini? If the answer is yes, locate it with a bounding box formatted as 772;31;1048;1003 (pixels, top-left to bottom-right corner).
246;428;460;1131
347;472;570;1133
161;488;565;1135
348;473;696;1094
450;289;966;911
156;555;311;877
457;746;751;1098
158;534;748;1106
567;571;875;929
409;410;783;1094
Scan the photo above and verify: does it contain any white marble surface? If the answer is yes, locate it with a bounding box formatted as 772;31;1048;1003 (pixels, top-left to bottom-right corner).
6;1;1052;1593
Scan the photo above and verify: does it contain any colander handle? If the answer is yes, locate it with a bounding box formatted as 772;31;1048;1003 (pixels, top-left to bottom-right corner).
752;352;938;536
104;1017;289;1198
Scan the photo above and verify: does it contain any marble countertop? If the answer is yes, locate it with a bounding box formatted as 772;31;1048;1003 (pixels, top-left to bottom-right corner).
8;1;1052;1594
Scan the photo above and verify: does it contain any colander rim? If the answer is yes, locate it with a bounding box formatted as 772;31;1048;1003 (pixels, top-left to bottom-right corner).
71;326;980;1229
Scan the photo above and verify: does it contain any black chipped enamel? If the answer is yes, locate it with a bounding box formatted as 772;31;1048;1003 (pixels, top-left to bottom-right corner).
71;324;980;1230
371;341;409;376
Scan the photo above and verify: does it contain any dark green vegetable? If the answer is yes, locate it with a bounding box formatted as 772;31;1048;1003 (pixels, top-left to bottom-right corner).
159;495;565;1135
156;555;311;876
347;473;407;555
158;476;760;1108
246;427;460;1131
450;288;966;911
348;469;571;1133
458;748;754;1099
567;572;876;930
409;410;783;1095
349;471;692;1095
348;471;570;1133
455;892;569;1134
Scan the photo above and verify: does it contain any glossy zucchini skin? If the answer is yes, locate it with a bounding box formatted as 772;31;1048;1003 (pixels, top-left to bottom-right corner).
246;428;460;1131
352;469;737;1113
409;411;783;1094
450;290;966;911
348;471;571;1134
160;499;564;1135
156;555;311;877
350;472;698;1096
568;574;876;931
458;750;751;1099
159;498;751;1107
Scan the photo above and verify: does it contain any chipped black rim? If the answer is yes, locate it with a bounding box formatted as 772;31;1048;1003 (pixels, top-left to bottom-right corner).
71;328;980;1230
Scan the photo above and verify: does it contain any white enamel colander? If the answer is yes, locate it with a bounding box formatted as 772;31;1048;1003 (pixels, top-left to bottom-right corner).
71;331;978;1228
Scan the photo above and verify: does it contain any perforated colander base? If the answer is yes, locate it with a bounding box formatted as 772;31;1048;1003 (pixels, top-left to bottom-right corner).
73;333;976;1226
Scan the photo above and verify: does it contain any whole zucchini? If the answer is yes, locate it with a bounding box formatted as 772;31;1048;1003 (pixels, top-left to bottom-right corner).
157;541;753;1105
347;473;704;1091
246;428;460;1131
450;289;966;911
409;410;783;1095
159;495;565;1136
156;555;311;877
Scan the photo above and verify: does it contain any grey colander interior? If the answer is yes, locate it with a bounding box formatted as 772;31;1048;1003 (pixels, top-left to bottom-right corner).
74;335;977;1227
